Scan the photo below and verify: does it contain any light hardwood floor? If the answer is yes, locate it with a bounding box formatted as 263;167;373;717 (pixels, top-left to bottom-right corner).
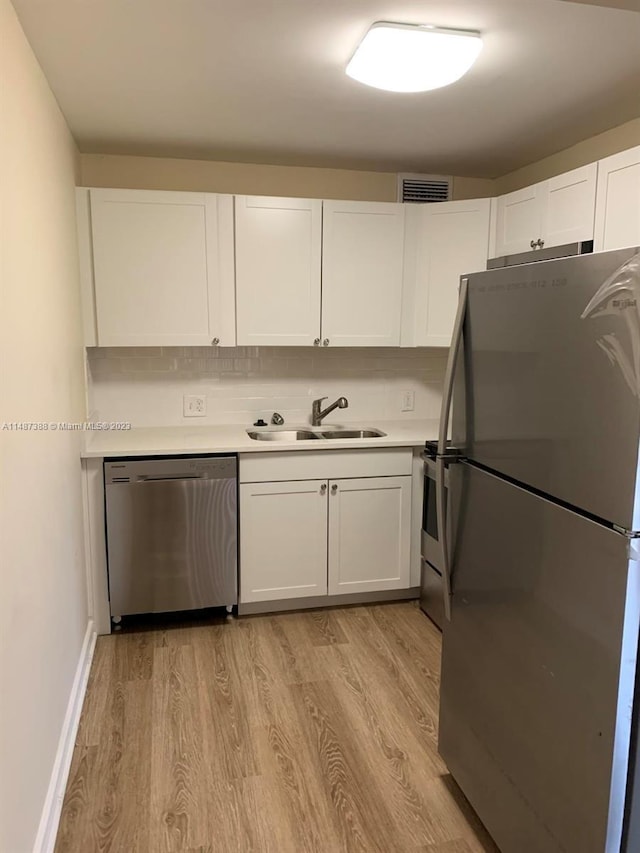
55;602;497;853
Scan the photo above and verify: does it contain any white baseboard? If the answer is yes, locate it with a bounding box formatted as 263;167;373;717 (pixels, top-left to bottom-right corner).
32;620;97;853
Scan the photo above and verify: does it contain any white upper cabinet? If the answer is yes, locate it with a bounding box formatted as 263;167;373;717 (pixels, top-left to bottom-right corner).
594;146;640;252
493;164;597;257
327;476;411;595
543;163;597;248
403;198;491;347
79;148;637;351
494;182;544;257
89;189;235;347
235;196;322;346
321;201;406;347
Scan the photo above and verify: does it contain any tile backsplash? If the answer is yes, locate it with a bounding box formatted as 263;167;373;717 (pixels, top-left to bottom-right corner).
87;346;447;427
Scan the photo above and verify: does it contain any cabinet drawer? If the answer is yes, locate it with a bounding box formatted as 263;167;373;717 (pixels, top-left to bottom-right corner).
239;448;412;483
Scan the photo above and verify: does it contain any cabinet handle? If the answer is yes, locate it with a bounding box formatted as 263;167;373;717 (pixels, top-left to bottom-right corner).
323;338;330;347
530;240;537;249
331;484;338;494
212;337;220;346
537;239;545;249
313;338;321;346
320;483;327;495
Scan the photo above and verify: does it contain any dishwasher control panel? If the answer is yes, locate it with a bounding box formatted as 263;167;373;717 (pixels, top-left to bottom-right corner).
104;455;237;484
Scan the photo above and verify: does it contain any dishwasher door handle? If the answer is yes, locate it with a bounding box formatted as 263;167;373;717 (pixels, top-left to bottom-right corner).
137;474;203;482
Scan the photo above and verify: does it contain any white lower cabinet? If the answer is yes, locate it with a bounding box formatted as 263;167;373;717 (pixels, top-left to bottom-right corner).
327;476;411;595
239;480;328;603
239;450;413;606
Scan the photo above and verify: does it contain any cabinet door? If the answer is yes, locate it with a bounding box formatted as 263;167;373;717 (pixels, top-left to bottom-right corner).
239;480;328;603
235;196;322;345
410;199;491;347
594;146;640;251
328;476;411;595
494;184;544;257
90;189;235;346
321;201;405;346
542;163;597;248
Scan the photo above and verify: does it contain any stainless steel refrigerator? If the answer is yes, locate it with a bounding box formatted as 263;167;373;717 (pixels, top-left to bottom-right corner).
435;246;640;853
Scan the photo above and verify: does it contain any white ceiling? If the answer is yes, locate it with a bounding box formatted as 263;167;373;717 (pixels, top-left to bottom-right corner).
11;0;640;178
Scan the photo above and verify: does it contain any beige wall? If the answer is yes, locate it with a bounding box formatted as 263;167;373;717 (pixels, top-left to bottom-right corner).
561;0;640;10
0;2;89;851
450;175;497;200
495;117;640;194
80;117;640;203
79;152;494;201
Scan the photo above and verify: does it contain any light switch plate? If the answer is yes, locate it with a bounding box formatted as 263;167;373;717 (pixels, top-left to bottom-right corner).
401;390;415;412
184;394;206;417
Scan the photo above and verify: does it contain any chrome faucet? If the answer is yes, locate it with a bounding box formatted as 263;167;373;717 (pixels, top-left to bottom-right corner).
312;396;349;426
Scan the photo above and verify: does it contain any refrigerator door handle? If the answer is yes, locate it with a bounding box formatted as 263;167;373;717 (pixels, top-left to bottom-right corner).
438;276;469;456
436;455;452;621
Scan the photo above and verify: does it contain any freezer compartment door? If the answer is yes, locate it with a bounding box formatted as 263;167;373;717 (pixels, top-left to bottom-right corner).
439;463;639;853
452;247;640;530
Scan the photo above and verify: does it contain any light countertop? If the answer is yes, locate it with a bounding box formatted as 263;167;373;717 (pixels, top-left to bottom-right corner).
81;419;439;458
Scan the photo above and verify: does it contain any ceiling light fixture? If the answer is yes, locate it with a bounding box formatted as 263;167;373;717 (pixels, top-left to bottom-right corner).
346;22;483;93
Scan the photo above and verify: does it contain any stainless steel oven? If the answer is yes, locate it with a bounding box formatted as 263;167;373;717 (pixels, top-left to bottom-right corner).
420;442;448;629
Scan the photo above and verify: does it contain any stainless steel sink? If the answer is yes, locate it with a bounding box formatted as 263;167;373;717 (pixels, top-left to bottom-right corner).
246;429;321;441
246;427;387;441
321;429;387;439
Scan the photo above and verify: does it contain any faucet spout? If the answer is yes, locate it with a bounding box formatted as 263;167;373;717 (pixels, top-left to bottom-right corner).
312;396;349;427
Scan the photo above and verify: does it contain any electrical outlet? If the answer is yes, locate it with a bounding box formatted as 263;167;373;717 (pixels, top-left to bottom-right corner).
184;395;206;417
401;390;415;412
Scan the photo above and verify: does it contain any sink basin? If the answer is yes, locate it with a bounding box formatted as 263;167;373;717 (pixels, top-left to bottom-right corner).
246;427;387;441
246;429;321;441
321;429;387;439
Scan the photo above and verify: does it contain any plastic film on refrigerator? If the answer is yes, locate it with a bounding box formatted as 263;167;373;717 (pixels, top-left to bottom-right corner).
581;251;640;398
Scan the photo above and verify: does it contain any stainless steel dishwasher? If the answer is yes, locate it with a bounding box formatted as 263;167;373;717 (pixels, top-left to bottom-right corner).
105;456;237;622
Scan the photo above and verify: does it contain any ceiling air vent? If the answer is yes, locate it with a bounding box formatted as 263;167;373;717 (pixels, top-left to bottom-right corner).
397;173;452;203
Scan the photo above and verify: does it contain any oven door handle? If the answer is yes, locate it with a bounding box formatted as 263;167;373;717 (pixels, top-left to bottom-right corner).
436;455;452;622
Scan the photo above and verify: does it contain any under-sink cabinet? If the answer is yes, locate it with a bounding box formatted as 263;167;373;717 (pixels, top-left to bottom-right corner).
240;479;330;601
239;450;412;608
327;475;411;595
